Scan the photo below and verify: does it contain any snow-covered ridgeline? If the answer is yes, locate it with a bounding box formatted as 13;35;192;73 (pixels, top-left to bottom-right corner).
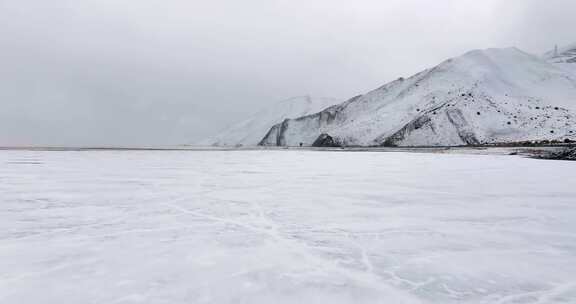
260;46;576;147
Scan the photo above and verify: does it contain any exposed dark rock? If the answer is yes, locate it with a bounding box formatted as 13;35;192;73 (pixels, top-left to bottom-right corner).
536;147;576;161
259;119;291;146
445;108;480;145
379;107;483;147
380;115;433;147
258;95;363;146
258;124;281;146
312;134;342;147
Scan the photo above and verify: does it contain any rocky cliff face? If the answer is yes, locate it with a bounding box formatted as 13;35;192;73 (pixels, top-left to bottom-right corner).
199;96;340;146
260;46;576;147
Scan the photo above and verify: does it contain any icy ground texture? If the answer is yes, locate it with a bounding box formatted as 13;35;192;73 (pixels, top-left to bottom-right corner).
1;150;576;304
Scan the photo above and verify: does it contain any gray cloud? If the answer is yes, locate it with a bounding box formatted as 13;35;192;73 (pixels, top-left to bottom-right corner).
492;0;576;53
0;0;573;146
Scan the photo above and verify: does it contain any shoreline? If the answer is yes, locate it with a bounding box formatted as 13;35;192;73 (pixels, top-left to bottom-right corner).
0;144;573;155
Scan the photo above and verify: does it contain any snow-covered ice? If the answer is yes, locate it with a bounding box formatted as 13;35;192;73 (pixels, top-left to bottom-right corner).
1;150;576;303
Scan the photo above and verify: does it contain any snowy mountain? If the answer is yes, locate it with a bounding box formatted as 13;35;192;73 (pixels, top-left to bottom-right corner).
200;96;340;146
260;46;576;147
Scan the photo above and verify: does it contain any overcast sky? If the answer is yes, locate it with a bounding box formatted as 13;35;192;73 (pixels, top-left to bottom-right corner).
1;0;575;146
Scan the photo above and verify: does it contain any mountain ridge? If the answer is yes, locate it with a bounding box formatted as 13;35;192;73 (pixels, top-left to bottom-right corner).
259;45;576;147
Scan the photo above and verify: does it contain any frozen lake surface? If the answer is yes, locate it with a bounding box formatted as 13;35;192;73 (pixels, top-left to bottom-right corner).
1;150;576;303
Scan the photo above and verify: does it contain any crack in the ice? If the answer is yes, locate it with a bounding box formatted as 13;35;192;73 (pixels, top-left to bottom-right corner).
165;202;420;301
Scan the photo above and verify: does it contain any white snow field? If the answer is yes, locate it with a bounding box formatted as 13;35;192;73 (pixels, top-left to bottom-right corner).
1;150;576;304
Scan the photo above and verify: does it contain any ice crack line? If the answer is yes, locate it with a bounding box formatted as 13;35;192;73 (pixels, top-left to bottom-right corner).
165;202;421;302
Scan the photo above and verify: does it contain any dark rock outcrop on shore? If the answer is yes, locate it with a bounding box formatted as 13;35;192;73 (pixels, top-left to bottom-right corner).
534;147;576;161
312;134;342;147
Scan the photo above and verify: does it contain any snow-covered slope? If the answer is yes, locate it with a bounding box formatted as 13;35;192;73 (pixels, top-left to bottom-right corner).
260;47;576;147
201;96;340;146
